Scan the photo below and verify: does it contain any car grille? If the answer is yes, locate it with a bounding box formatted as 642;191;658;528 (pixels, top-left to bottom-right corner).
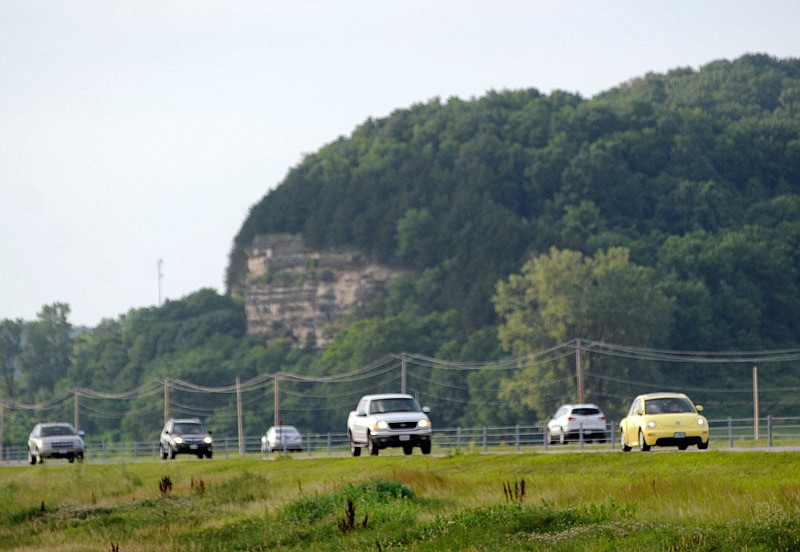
50;441;76;449
389;421;418;430
182;438;205;445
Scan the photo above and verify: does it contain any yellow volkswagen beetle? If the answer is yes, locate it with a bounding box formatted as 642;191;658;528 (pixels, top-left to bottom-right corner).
619;392;709;452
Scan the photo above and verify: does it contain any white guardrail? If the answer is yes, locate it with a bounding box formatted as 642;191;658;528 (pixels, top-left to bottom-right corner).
2;416;798;463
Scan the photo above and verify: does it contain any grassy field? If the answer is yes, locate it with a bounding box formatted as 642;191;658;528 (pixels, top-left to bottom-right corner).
1;449;800;551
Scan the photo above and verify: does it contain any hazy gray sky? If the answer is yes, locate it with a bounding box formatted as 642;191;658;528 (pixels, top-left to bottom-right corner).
2;1;799;327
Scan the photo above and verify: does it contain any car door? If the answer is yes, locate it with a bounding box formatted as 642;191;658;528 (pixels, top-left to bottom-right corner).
622;399;641;445
351;398;370;442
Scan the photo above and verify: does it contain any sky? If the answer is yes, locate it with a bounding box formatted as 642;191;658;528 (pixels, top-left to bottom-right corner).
2;1;799;328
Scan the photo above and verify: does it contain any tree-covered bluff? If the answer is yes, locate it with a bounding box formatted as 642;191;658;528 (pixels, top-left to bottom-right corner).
229;54;800;352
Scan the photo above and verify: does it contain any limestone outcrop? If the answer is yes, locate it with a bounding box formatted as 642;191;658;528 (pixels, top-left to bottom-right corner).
243;234;405;347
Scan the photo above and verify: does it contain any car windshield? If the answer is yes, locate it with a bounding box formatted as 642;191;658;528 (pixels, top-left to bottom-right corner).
40;425;76;437
174;423;205;435
369;398;420;414
274;427;299;436
571;408;601;416
645;398;695;414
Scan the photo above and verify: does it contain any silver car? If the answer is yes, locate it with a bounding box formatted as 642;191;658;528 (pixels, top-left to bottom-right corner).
546;404;608;444
27;422;85;464
261;425;303;453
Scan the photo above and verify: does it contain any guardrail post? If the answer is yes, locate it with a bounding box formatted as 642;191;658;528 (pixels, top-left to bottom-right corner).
768;415;773;447
515;424;520;452
728;417;733;448
327;432;332;457
579;423;584;449
482;426;487;453
456;426;461;450
610;421;615;450
543;425;548;451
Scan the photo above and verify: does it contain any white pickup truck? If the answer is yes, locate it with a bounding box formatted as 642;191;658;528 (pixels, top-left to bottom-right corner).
347;393;432;456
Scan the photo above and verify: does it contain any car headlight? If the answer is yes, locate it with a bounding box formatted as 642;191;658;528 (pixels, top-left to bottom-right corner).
174;436;184;444
374;421;388;430
204;436;213;444
261;436;267;443
697;419;705;426
647;421;657;429
418;419;430;428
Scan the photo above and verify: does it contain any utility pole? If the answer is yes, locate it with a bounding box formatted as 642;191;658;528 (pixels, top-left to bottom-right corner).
236;376;244;456
401;353;407;394
163;379;170;424
74;390;79;433
576;339;584;403
157;259;163;306
753;366;759;441
0;403;4;463
273;375;280;427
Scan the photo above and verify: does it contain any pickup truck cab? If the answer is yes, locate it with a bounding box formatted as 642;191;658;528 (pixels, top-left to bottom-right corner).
347;393;432;456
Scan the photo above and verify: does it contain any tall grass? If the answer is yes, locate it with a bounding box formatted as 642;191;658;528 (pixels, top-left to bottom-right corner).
2;451;800;550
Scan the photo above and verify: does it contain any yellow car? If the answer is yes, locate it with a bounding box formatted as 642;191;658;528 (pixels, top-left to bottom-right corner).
619;392;709;452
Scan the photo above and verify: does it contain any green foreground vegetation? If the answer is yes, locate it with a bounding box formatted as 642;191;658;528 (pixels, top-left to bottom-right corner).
2;450;800;551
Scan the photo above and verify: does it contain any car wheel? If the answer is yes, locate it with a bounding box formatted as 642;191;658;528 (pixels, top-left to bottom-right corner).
403;444;413;456
698;441;709;450
76;452;84;463
160;445;168;460
546;428;555;445
559;428;567;445
420;440;432;455
28;448;37;465
678;444;688;451
638;429;651;452
349;433;361;457
168;445;176;460
619;429;631;452
196;453;204;459
68;455;75;463
368;432;379;456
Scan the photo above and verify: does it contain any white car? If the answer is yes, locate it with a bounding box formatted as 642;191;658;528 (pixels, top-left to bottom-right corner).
27;422;85;464
546;404;608;444
261;425;303;453
347;394;432;456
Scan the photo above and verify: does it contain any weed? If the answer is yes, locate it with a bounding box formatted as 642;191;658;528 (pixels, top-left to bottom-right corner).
337;498;368;533
503;479;526;504
158;475;173;498
190;476;205;495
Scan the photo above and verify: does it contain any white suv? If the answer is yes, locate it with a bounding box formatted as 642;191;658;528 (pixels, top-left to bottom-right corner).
27;422;85;464
546;404;608;444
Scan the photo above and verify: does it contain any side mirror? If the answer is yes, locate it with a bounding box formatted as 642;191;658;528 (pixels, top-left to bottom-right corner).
422;406;431;414
78;431;85;438
695;405;704;412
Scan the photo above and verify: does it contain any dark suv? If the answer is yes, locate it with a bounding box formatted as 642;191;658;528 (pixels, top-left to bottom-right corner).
160;418;213;459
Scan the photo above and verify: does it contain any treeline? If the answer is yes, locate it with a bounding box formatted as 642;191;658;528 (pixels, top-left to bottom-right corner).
3;54;800;444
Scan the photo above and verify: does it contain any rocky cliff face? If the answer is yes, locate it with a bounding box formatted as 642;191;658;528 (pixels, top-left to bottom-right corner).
243;234;405;347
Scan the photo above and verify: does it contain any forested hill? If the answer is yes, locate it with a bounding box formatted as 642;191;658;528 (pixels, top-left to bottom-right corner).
228;54;800;352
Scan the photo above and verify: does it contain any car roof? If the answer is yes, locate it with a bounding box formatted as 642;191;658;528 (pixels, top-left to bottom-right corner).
37;422;75;428
637;392;691;400
168;418;204;424
361;393;415;400
558;403;602;410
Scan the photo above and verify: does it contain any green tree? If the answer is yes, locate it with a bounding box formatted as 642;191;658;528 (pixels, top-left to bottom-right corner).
18;304;73;394
0;319;24;398
493;247;674;419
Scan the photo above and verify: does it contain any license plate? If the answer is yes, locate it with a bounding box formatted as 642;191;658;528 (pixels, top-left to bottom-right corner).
673;432;686;438
58;450;68;455
399;435;410;441
190;444;198;450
